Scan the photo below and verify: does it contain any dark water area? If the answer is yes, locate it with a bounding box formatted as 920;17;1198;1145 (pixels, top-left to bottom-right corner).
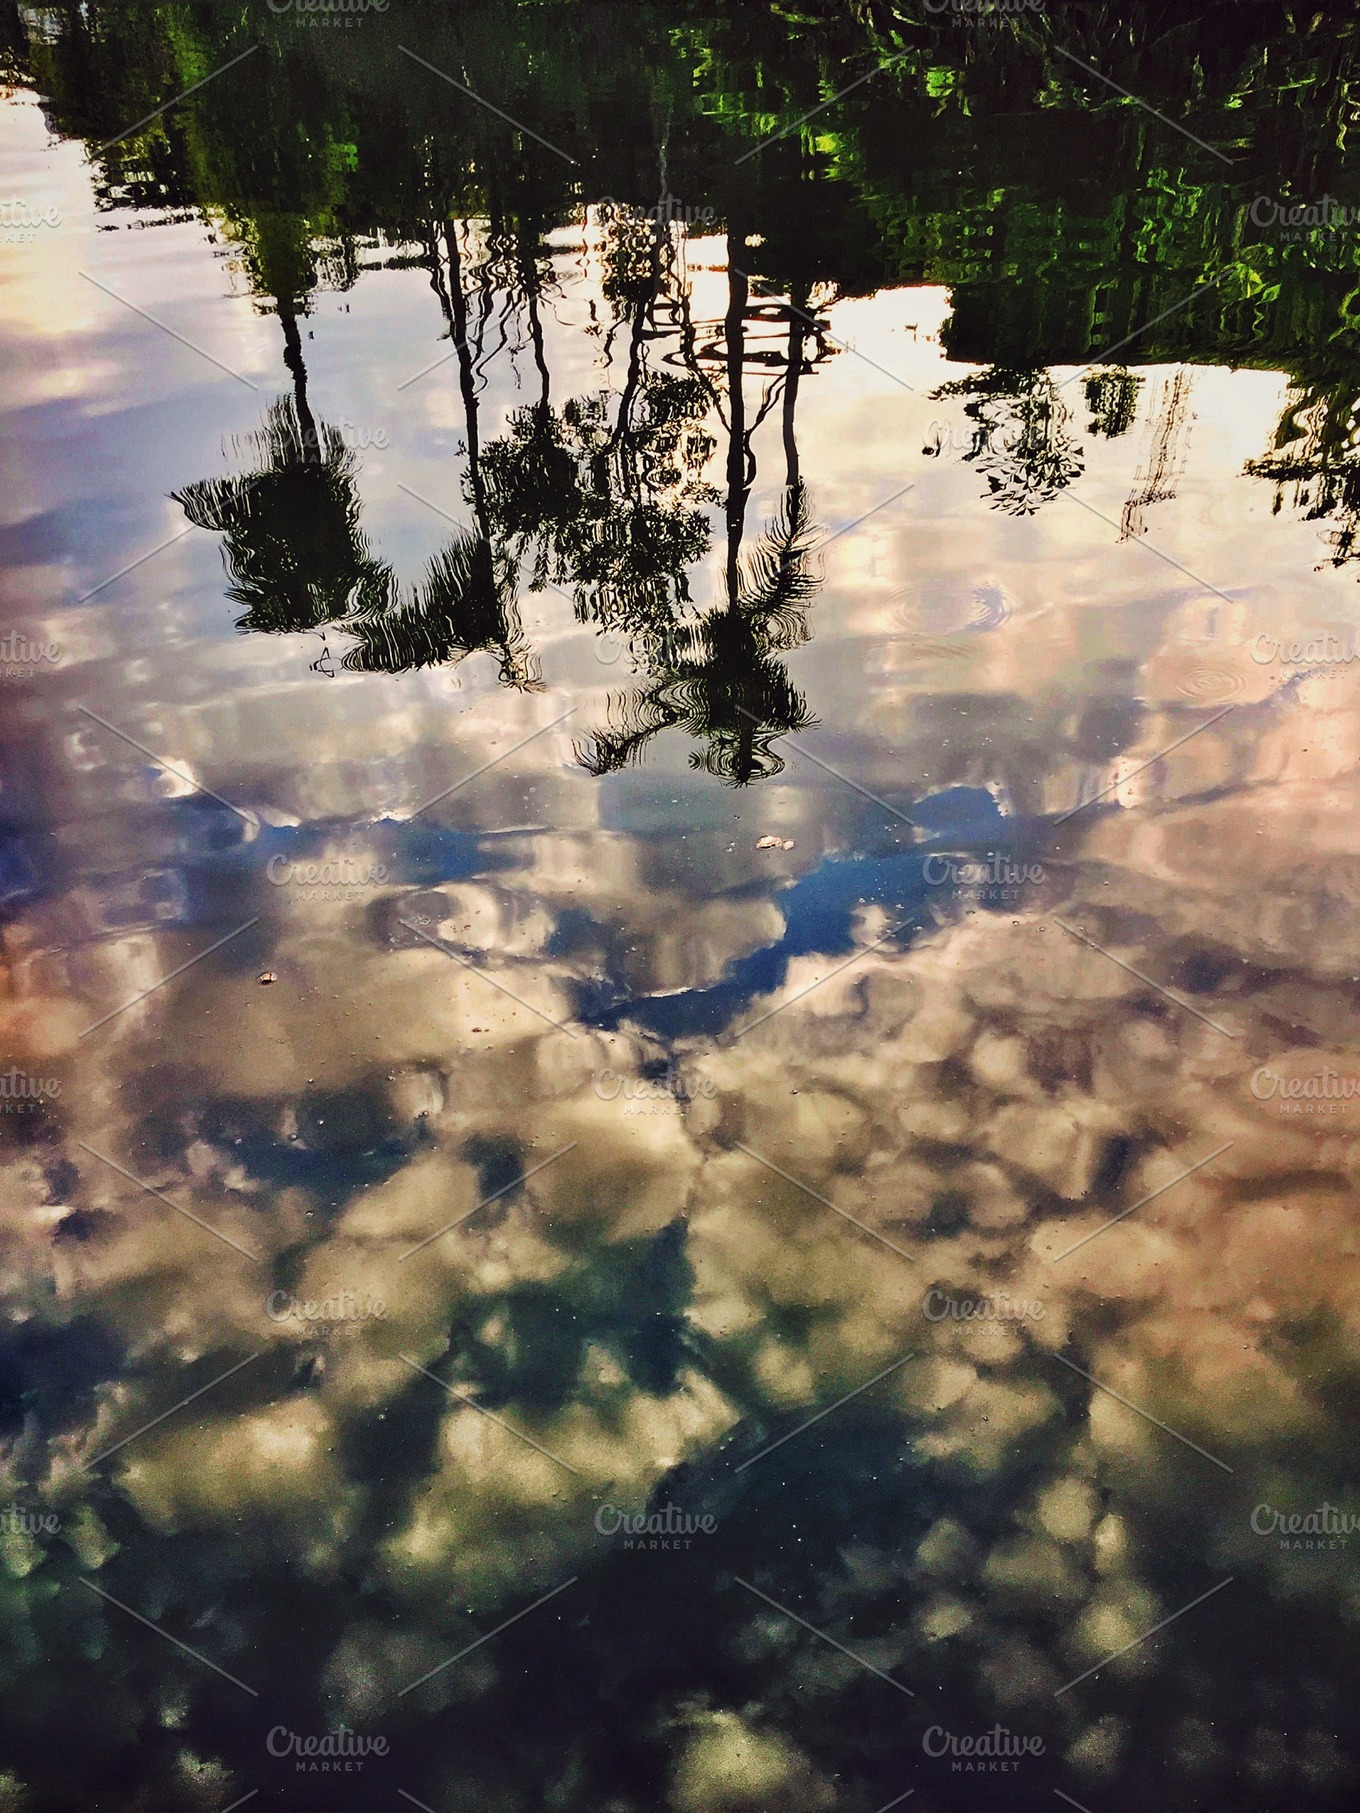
2;2;1360;1808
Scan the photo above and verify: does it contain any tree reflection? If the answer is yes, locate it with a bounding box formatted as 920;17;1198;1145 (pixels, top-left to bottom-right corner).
176;194;830;771
579;484;820;783
577;244;824;784
173;399;390;636
177;223;539;688
340;222;537;687
1246;378;1360;571
477;203;827;783
932;365;1085;513
1084;366;1143;439
481;202;718;647
173;217;391;636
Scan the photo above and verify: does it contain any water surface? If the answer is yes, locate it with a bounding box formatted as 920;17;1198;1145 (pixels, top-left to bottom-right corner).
2;5;1360;1810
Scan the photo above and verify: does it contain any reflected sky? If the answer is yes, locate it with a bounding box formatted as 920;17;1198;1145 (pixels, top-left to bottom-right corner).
2;8;1360;1811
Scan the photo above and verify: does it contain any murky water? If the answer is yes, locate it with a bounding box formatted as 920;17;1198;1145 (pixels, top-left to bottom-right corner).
3;5;1360;1809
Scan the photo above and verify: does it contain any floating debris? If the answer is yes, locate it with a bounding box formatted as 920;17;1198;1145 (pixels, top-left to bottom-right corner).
756;835;795;851
258;972;277;986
